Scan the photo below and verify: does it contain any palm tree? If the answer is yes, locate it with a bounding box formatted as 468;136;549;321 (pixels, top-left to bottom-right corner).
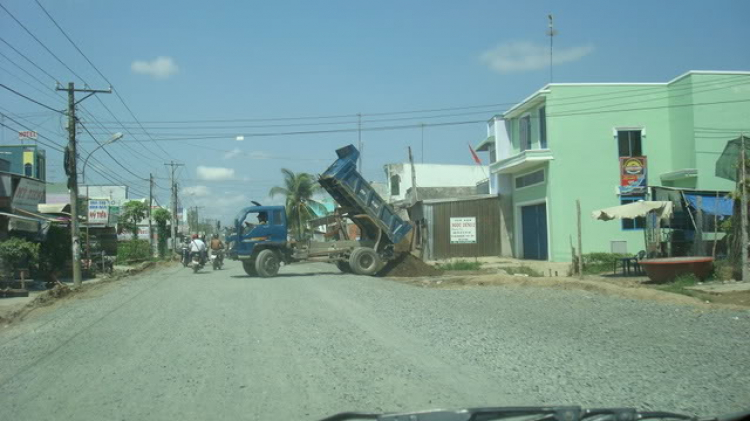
269;169;327;240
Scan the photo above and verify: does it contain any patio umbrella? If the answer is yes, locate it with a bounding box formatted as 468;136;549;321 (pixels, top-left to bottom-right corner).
715;135;750;181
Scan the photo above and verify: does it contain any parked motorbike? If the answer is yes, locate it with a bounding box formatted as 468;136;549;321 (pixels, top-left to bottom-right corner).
181;243;190;267
189;251;205;273
210;249;224;270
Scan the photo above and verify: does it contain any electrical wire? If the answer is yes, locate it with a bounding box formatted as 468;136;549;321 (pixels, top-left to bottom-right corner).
0;36;59;83
0;2;87;83
32;0;171;159
0;83;64;114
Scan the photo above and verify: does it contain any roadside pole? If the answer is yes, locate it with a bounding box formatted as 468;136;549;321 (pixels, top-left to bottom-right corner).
408;146;418;204
165;161;184;254
149;173;154;256
576;199;583;279
57;82;111;288
741;134;748;282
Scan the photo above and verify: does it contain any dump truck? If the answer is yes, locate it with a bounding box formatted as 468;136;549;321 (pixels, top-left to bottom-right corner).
228;144;413;277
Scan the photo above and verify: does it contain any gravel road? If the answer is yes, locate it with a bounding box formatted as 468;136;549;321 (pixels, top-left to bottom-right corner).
0;262;748;420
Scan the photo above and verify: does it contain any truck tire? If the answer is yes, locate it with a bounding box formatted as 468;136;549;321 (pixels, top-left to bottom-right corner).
348;247;380;276
242;261;257;277
335;261;352;273
255;249;280;278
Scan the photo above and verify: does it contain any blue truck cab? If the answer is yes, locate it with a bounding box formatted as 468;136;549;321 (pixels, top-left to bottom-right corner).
228;205;288;275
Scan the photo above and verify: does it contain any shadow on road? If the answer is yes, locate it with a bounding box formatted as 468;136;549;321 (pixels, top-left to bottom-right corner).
229;271;342;279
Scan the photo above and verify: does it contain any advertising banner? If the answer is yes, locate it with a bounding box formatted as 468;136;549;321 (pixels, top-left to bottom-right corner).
88;199;110;225
12;177;46;211
619;156;648;196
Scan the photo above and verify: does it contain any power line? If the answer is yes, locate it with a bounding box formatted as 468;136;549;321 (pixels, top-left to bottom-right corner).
78;122;150;181
0;36;59;83
0;2;87;83
0;62;65;105
0;83;64;113
0;113;65;152
31;0;171;159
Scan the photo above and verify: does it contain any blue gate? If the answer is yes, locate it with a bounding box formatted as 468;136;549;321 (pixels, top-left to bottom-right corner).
521;203;548;260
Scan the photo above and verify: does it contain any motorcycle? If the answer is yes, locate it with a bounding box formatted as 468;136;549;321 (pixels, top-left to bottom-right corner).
209;249;224;270
181;243;190;267
189;251;205;273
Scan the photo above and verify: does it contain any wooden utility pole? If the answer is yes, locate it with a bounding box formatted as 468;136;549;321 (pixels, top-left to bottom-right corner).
357;113;363;172
165;161;184;253
741;134;748;282
576;199;583;278
148;173;154;256
57;82;111;288
408;146;418;204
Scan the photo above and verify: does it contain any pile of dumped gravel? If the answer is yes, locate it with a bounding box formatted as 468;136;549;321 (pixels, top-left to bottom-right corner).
378;253;443;277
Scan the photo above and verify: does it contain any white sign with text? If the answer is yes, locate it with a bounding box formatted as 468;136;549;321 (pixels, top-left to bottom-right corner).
450;217;476;244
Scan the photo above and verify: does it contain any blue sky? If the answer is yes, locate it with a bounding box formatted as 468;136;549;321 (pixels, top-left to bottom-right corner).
1;0;748;222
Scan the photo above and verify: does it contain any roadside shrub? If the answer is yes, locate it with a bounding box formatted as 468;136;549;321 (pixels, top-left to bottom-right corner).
581;252;630;275
0;237;39;279
711;259;733;281
505;265;542;277
437;260;482;271
117;240;151;263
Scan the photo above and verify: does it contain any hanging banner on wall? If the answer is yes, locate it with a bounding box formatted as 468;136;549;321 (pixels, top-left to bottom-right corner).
619;156;647;195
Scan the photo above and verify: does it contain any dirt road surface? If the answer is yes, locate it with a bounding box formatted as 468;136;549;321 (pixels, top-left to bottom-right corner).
0;262;748;420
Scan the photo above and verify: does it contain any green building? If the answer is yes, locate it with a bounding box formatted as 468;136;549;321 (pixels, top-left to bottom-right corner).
475;70;750;262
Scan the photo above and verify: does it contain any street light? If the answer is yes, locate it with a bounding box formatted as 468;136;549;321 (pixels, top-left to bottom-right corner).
81;132;123;184
80;132;123;268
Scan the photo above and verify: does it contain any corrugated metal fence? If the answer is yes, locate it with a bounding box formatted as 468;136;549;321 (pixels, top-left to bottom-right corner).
424;196;502;260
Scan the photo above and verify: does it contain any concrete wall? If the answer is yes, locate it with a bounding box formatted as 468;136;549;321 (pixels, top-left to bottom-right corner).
384;163;488;202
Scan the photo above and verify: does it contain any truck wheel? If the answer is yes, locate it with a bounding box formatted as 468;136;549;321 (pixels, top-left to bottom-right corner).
335;261;352;273
255;249;280;278
348;247;380;276
242;261;257;277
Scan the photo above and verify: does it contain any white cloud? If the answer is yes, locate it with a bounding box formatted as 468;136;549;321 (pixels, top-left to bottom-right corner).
131;56;179;79
224;148;243;159
182;185;210;197
480;41;594;74
236;135;245;142
223;149;272;160
196;166;235;180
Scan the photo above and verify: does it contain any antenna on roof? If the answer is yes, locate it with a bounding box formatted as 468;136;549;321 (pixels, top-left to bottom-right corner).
547;14;557;84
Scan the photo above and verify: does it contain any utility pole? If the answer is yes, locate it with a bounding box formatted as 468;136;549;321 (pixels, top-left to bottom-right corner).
420;123;425;164
547;14;557;84
408;146;418;204
357;113;362;172
148;173;154;256
57;82;111;288
741;133;748;282
165;161;184;253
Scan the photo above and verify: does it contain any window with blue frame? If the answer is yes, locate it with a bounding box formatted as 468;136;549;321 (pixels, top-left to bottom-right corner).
621;196;646;230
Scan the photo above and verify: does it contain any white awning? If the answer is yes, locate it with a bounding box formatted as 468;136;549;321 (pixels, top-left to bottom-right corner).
591;201;674;221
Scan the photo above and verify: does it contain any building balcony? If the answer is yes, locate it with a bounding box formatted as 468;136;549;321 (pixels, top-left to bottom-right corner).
475;135;495;152
490;149;553;174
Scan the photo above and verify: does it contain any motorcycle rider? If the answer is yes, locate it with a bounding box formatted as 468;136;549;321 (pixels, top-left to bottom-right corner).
189;233;207;265
209;234;225;265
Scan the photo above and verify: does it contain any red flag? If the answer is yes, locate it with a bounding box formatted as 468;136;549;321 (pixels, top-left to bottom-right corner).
468;144;482;165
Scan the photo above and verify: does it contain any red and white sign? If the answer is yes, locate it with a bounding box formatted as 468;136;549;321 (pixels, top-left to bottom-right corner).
18;131;38;140
12;177;45;212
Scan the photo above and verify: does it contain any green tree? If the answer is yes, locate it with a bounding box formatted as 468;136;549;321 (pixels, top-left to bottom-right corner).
269;169;326;240
120;200;148;240
153;208;171;258
0;237;39;280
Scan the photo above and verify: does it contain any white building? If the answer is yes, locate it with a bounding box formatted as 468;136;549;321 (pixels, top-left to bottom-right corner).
383;163;488;204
